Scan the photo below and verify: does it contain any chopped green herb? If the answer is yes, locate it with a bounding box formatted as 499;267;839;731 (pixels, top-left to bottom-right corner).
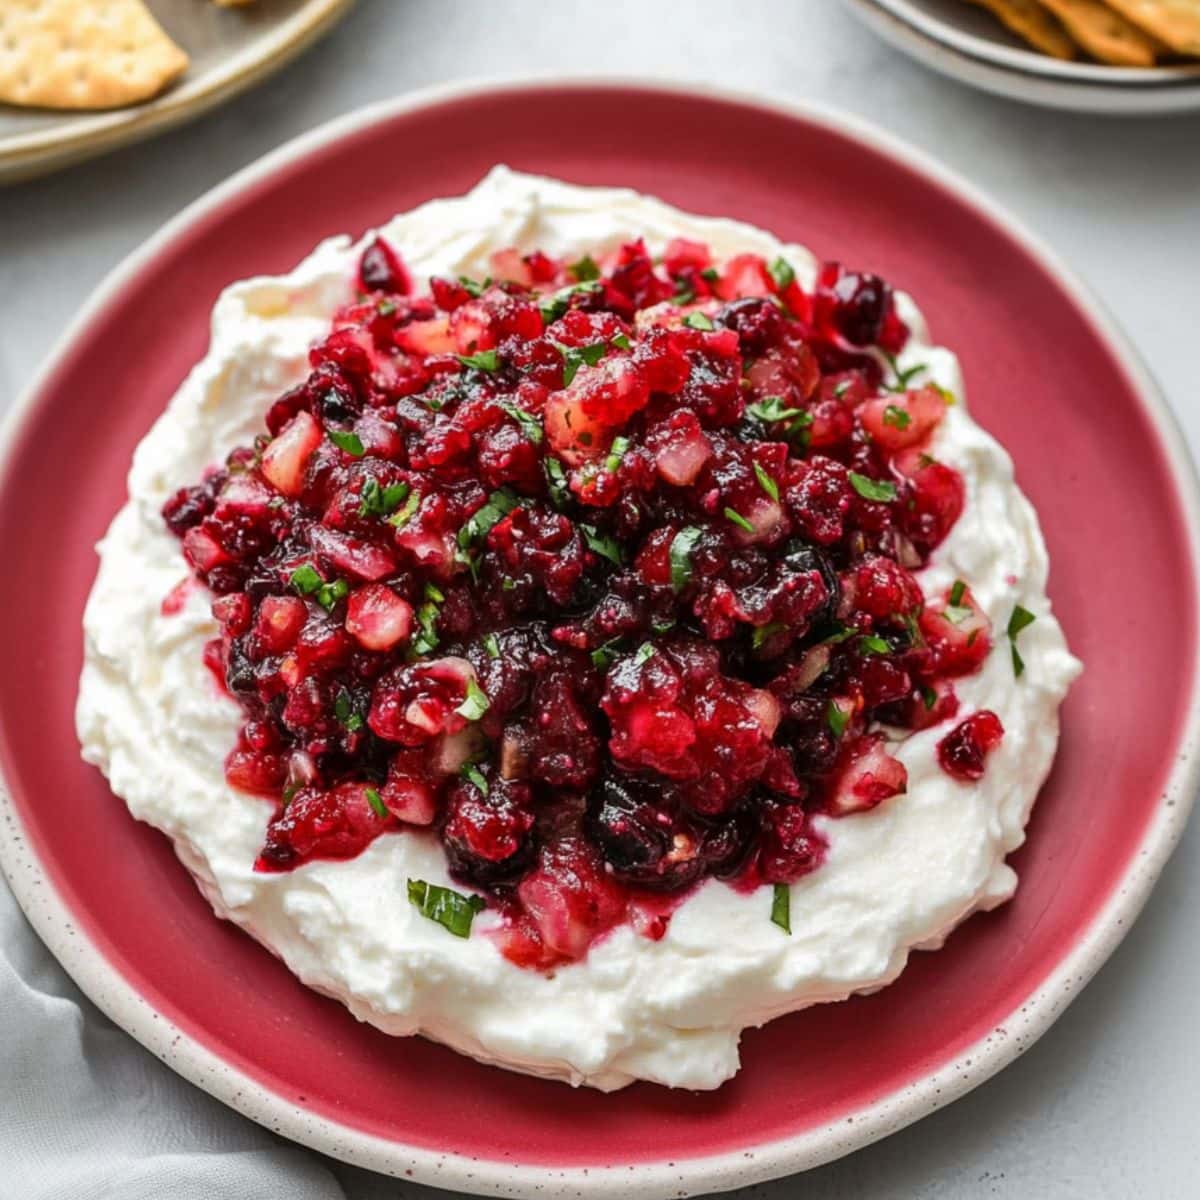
580;524;623;567
457;275;485;298
672;282;696;306
461;762;489;795
746;395;813;445
826;699;850;737
334;688;363;732
365;786;388;820
633;642;656;667
903;612;925;648
590;638;623;670
407;879;485;939
944;604;974;627
538;280;603;323
315;578;349;612
932;383;958;406
669;525;703;593
457;488;518;550
858;634;891;656
457;348;500;373
833;380;851;399
569;254;601;282
752;621;787;650
949;579;967;607
724;506;755;534
376;299;397;317
768;256;796;291
483;633;501;660
359;477;411;518
700;266;720;283
411;601;440;656
545;456;570;510
553;339;608;386
882;352;929;393
328;429;365;457
501;578;515;592
921;684;939;711
848;472;897;503
683;311;715;331
770;883;792;934
610;332;632;351
820;623;856;645
753;461;780;502
604;435;631;474
496;400;544;444
1007;604;1036;678
1007;604;1036;639
882;404;912;430
290;563;323;596
747;396;803;423
387;488;422;529
650;617;677;635
456;677;491;721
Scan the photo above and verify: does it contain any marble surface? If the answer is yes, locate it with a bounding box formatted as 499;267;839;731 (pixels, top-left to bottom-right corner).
2;2;1198;1196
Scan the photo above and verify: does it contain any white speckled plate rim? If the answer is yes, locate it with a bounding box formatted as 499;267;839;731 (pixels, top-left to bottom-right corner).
1;76;1197;1200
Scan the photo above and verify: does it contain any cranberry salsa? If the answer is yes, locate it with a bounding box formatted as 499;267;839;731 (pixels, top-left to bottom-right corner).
162;232;1032;970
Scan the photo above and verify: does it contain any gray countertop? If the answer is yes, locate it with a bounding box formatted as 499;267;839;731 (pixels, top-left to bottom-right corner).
2;2;1198;1196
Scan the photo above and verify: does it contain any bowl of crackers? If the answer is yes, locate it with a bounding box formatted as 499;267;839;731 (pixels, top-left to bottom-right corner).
844;0;1200;111
0;0;353;183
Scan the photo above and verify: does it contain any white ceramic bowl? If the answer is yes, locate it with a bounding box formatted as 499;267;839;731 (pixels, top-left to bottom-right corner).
844;0;1200;113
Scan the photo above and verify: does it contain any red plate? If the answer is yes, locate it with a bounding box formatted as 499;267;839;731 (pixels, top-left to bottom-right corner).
1;81;1197;1197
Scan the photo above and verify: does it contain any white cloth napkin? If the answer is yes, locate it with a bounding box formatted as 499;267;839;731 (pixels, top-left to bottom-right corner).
0;877;348;1200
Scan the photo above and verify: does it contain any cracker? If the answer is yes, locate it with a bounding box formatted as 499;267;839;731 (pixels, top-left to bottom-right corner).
1038;0;1160;63
1101;0;1200;54
0;0;189;110
963;0;1079;58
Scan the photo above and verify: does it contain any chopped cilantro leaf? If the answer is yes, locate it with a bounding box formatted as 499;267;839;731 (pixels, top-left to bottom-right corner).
496;400;544;444
683;311;715;331
580;524;623;566
1007;604;1036;678
290;563;322;595
724;506;755;534
328;429;364;457
365;786;388;820
753;461;780;502
569;255;601;282
461;762;489;795
826;699;850;737
553;339;608;386
457;349;500;373
882;404;912;430
771;883;792;934
605;435;631;474
768;256;796;291
407;879;485;938
848;472;897;503
457;489;518;550
669;526;703;593
455;677;490;721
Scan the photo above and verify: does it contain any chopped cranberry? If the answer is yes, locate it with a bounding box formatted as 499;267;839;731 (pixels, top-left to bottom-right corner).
358;237;411;295
162;233;986;970
938;711;1005;781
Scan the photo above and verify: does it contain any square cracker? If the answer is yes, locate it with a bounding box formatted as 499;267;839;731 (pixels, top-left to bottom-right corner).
1038;0;1160;64
1101;0;1200;55
963;0;1079;58
0;0;188;110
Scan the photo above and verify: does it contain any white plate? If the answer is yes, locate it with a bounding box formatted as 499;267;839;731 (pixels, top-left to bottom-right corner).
0;0;353;184
844;0;1200;113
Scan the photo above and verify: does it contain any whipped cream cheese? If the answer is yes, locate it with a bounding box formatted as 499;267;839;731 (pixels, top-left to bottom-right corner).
76;168;1081;1091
